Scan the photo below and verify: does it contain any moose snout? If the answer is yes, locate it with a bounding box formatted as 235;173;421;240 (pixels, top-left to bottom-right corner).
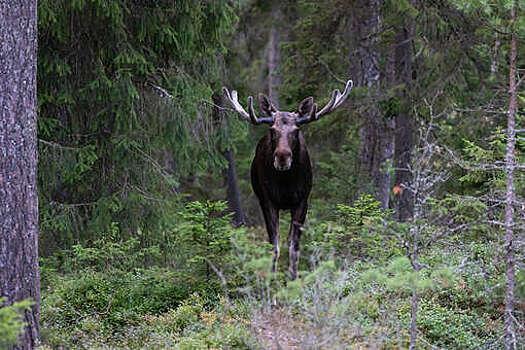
274;150;292;171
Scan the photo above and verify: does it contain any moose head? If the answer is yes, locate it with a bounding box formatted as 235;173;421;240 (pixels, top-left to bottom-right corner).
223;80;353;172
222;80;353;279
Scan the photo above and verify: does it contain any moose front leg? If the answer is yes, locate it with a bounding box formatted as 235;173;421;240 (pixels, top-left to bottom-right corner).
288;200;307;280
260;202;280;273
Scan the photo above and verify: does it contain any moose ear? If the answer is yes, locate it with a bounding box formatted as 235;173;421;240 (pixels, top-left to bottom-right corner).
297;97;314;116
258;94;276;117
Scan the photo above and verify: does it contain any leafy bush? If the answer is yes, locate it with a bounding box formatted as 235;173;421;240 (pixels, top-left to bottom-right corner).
174;201;236;278
40;200;261;348
361;256;457;295
0;298;33;349
307;194;401;262
261;240;503;349
39;200;509;349
416;298;496;349
41;268;201;345
43;291;256;349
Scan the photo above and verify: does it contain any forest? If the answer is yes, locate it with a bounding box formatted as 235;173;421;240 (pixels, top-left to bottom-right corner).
0;0;524;349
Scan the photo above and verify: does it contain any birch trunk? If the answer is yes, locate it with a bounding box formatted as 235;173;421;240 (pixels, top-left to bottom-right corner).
503;2;517;348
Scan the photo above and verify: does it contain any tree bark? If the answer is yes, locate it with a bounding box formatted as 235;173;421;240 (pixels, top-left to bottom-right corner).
408;181;422;350
223;148;246;227
393;8;415;221
503;2;517;348
0;1;40;349
409;289;419;350
351;0;393;209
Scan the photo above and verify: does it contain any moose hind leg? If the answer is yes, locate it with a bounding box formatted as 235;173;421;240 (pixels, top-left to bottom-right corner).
288;201;307;280
261;202;280;273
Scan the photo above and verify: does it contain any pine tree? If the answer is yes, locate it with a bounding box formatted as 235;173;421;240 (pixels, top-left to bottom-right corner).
0;1;40;348
37;0;237;251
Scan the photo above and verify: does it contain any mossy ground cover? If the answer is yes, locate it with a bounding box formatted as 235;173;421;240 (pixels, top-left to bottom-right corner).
33;200;518;349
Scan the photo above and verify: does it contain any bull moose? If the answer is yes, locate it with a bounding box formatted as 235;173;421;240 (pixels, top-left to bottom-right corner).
222;80;353;279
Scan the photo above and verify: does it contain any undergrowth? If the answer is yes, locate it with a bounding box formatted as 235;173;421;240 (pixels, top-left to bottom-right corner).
33;199;523;349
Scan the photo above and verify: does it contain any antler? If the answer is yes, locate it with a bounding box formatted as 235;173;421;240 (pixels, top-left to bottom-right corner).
297;80;353;125
222;87;274;125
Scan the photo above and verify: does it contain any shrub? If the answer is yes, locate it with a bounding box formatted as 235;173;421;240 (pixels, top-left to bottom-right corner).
40;200;257;348
173;201;236;279
306;194;401;262
0;298;33;349
416;298;496;349
41;267;201;346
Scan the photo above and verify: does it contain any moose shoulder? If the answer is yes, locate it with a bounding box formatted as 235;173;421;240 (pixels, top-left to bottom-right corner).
223;80;353;279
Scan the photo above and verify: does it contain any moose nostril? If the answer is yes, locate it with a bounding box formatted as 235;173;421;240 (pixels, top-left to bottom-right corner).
273;150;292;170
276;154;288;163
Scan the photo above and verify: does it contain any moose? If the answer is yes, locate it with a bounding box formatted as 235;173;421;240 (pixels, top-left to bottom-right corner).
223;80;353;279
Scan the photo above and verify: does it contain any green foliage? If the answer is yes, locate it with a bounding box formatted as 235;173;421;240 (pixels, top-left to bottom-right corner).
34;0;525;348
362;256;457;294
42;268;194;333
175;201;234;275
40;200;508;349
40;200;269;347
70;236;161;272
307;194;400;260
266;241;503;349
43;290;256;349
0;298;33;349
336;194;386;226
38;0;239;254
416;298;496;349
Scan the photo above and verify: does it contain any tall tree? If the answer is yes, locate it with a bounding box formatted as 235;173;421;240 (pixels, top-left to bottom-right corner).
351;0;394;208
213;92;246;227
392;3;416;221
37;1;237;251
503;2;517;348
0;1;40;348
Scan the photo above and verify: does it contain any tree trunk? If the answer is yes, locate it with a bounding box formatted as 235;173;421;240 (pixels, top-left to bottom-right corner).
223;149;246;227
0;1;40;349
408;192;422;350
379;118;395;209
503;2;517;348
267;3;281;108
393;9;415;221
409;289;419;350
351;0;393;209
212;93;246;227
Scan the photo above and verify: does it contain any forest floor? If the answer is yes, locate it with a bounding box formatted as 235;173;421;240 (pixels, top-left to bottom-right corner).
252;308;304;349
251;309;302;350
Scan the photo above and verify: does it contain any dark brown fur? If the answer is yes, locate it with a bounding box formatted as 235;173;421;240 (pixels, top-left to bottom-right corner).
223;80;353;279
251;106;313;279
